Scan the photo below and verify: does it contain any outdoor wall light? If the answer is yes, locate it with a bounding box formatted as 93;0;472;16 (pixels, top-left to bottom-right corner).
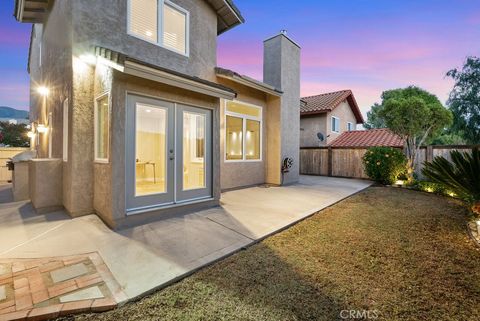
37;86;49;96
27;131;35;138
37;124;48;133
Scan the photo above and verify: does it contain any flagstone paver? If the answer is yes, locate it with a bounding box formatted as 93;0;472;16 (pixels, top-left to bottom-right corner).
60;286;104;303
0;286;5;301
0;253;125;321
51;263;88;283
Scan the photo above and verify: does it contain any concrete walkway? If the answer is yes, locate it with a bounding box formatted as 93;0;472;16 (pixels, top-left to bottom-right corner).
0;176;371;303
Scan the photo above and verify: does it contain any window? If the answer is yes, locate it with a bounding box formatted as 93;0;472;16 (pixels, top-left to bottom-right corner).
347;122;354;132
95;94;110;162
225;101;262;161
331;116;340;133
63;99;69;162
128;0;189;55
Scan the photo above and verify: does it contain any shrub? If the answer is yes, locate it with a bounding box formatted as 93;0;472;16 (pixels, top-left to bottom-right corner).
415;181;447;195
422;148;480;216
362;147;407;185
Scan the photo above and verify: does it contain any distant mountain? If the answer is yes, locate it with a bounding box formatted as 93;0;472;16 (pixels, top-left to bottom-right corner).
0;107;29;119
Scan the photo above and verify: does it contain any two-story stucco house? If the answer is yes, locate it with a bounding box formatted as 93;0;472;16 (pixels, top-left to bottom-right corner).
14;0;301;229
300;90;364;147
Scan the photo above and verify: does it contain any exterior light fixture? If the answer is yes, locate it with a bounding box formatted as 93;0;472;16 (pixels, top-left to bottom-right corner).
37;86;49;96
27;131;35;138
395;180;404;186
37;124;48;133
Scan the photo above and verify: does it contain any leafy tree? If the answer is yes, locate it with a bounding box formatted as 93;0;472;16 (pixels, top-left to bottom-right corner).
364;103;386;129
378;86;453;181
0;121;30;147
430;130;466;145
447;56;480;144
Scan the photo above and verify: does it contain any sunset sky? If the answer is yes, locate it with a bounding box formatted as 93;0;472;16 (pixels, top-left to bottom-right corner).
1;0;479;117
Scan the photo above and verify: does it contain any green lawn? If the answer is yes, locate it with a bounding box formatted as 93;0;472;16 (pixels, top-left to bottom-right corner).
60;187;480;321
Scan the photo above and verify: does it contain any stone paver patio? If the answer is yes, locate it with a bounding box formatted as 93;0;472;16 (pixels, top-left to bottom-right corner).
0;176;371;320
0;253;125;321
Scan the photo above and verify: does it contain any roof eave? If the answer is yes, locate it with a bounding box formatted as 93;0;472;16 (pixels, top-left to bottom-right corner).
216;67;283;97
14;0;50;23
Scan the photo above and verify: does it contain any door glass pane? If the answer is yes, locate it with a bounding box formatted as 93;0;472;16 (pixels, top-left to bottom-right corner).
164;3;187;54
129;0;158;43
226;115;243;160
135;104;167;196
246;120;261;160
183;112;205;190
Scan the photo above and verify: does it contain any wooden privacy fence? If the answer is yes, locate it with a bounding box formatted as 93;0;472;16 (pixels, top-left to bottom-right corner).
300;145;479;179
0;147;29;183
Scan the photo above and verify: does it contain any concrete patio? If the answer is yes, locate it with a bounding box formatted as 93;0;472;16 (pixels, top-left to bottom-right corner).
0;176;371;304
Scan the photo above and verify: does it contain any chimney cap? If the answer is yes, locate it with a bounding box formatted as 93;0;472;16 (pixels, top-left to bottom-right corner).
264;30;301;49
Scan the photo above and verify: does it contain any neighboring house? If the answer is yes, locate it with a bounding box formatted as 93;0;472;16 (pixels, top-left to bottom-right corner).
14;0;301;229
300;90;364;147
328;128;405;148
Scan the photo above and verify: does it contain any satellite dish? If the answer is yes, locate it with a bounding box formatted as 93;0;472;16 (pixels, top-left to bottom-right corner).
317;132;325;142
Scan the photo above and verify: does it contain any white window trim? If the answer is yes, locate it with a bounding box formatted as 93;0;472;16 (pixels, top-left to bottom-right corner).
48;112;52;158
331;116;340;133
224;100;263;163
63;98;69;162
94;92;110;163
347;122;354;132
127;0;190;57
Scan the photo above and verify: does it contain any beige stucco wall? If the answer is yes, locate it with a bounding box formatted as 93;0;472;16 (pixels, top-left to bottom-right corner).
28;1;73;160
29;159;63;213
300;114;327;147
326;101;358;144
301;101;358;147
72;0;218;81
108;72;220;228
216;78;269;190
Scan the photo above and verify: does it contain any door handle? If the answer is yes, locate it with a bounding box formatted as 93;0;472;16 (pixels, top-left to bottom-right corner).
169;156;175;160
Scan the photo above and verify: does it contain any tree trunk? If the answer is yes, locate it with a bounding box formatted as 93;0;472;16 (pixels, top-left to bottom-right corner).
472;202;480;217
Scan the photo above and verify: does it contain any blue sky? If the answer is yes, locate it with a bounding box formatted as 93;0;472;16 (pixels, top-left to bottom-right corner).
1;0;479;116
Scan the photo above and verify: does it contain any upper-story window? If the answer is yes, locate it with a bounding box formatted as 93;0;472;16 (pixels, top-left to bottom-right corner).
331;116;340;133
128;0;189;56
347;122;354;131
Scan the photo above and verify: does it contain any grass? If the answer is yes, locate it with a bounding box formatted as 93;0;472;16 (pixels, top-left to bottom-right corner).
59;187;480;321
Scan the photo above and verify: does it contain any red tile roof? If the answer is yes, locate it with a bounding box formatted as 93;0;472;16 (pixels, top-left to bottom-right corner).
329;129;405;148
301;90;364;123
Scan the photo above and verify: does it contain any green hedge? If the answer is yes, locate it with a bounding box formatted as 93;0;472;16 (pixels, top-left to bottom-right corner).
362;147;407;185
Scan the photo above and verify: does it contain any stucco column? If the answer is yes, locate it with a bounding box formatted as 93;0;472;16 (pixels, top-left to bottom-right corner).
263;31;301;184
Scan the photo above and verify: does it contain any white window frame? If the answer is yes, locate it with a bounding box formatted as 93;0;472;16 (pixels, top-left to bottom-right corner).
347;122;354;132
48;112;52;158
331;116;340;133
63;98;69;162
94;92;110;163
224;100;263;163
127;0;190;57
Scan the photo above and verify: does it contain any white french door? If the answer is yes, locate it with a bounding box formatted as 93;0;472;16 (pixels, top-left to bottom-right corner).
126;94;212;212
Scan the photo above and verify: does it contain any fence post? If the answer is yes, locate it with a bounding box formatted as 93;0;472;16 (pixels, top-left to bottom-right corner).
328;147;333;177
426;146;433;163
